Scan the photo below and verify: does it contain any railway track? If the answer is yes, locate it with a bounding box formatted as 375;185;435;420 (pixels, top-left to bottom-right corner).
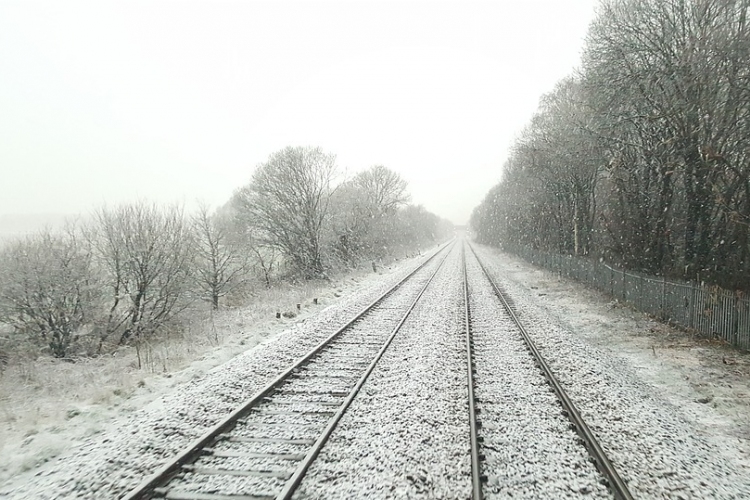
122;241;454;500
464;241;634;499
122;238;635;500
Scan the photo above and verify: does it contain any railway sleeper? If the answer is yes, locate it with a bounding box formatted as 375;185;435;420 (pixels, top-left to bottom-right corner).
202;448;306;461
260;398;342;407
248;408;336;416
154;487;275;500
181;465;291;479
226;436;315;445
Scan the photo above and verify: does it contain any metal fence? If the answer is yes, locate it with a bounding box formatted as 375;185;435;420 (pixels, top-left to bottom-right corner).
511;246;750;351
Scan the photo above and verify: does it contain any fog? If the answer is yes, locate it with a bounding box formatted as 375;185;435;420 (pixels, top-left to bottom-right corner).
0;0;598;230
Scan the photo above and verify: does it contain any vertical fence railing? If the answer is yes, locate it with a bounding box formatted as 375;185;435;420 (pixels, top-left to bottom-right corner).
507;245;750;351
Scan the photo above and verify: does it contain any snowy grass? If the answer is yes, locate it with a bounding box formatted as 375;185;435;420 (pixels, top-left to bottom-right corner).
0;267;374;485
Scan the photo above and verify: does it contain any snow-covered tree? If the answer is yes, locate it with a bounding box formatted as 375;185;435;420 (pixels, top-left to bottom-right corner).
232;146;338;278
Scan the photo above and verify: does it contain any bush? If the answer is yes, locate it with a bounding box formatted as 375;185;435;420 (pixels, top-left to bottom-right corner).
0;228;97;358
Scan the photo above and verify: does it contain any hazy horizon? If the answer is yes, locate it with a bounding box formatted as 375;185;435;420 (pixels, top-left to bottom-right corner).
1;1;599;225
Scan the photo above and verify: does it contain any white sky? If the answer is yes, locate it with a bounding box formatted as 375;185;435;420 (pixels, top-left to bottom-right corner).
0;0;599;225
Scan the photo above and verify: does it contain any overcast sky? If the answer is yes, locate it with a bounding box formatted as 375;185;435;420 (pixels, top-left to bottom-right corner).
0;0;599;225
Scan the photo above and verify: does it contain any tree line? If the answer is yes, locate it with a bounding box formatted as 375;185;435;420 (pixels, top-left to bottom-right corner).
472;0;750;290
0;146;452;360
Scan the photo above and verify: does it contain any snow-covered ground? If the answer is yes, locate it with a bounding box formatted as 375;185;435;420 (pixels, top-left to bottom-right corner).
2;240;749;499
472;243;750;498
295;243;470;499
0;249;444;500
464;247;609;499
157;247;451;498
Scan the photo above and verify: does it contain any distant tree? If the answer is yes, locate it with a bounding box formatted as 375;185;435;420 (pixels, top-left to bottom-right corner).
0;226;96;358
472;175;522;248
218;204;279;288
192;204;247;309
328;181;368;263
353;165;410;215
232;146;337;278
396;204;449;247
93;203;193;365
328;165;410;263
471;77;604;257
246;242;277;287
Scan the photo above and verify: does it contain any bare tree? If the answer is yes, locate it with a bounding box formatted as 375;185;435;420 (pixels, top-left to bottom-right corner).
232;146;337;278
328;181;369;263
395;204;452;247
248;241;278;288
328;165;410;263
471;78;603;257
216;203;280;288
474;0;750;289
93;203;193;365
353;165;410;216
519;79;603;255
583;0;750;282
192;204;247;309
0;226;96;358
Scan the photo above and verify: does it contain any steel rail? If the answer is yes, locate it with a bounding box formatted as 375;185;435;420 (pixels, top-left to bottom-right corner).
275;240;453;498
461;244;484;500
122;240;455;500
466;241;635;500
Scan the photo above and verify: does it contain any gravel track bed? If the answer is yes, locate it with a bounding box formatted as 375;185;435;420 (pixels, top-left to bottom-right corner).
160;249;455;499
253;403;338;413
472;243;750;499
293;244;470;499
212;438;309;455
0;246;450;500
264;394;344;404
465;248;610;499
166;262;460;497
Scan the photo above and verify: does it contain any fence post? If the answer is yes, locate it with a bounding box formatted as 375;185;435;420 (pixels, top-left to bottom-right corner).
622;267;626;302
690;282;697;330
733;294;740;348
661;275;666;320
639;274;644;310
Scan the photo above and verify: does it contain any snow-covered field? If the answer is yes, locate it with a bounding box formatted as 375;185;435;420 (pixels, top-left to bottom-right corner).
2;240;749;499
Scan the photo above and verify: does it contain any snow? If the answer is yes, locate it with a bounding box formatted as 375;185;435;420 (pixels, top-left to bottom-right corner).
472;243;750;498
165;252;449;498
1;239;749;499
0;252;436;499
295;245;470;499
464;248;609;498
